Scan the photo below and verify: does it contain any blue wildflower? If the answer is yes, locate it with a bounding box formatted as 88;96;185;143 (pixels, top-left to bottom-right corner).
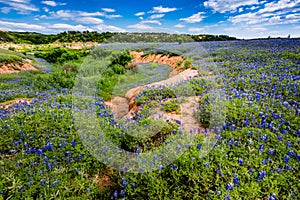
225;182;234;190
269;193;277;200
257;170;266;180
283;155;290;163
233;176;240;185
238;158;244;166
287;150;294;156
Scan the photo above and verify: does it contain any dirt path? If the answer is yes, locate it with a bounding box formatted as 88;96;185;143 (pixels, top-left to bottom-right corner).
151;96;202;133
104;51;206;133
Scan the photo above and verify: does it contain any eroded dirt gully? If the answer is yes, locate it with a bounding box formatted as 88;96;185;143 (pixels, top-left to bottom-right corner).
0;59;37;74
104;51;203;133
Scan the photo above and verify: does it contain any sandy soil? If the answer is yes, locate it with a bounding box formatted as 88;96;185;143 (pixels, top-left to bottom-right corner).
0;59;37;74
0;98;33;109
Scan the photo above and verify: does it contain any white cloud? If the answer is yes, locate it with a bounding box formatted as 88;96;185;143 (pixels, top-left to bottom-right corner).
134;12;145;16
180;12;205;23
204;0;259;13
149;14;165;19
94;24;125;32
0;20;47;31
78;11;104;17
1;7;11;14
229;0;300;25
49;23;87;30
149;5;177;13
127;23;155;31
43;7;49;12
105;14;122;19
47;10;104;19
0;0;39;14
141;20;162;25
174;24;185;28
41;0;65;7
41;1;56;6
101;8;115;12
75;17;104;24
188;27;204;32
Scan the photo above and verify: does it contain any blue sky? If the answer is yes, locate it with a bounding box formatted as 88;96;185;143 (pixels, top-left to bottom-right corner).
0;0;299;38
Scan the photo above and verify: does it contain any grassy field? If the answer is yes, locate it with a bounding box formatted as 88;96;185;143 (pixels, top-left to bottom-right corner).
0;40;299;199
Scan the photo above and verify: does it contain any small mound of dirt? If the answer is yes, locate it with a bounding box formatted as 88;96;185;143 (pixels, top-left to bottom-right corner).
0;59;37;74
92;167;114;191
130;50;185;72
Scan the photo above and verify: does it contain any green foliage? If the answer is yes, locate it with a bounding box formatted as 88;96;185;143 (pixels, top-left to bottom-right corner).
34;47;89;63
0;49;24;63
163;100;180;113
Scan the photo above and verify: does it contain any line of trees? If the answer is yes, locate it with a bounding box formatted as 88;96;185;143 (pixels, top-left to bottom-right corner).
0;31;238;44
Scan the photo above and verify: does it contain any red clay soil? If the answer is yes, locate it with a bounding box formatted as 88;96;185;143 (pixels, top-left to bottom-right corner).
130;51;185;73
0;59;37;74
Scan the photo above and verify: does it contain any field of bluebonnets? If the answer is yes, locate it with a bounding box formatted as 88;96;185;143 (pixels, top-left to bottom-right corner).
0;39;299;199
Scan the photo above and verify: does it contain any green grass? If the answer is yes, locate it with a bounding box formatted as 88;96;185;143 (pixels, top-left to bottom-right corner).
0;49;24;63
112;63;172;97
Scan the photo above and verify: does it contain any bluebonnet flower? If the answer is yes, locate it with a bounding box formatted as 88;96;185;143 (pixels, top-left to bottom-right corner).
113;190;118;199
269;193;277;200
284;165;293;170
286;141;292;148
276;168;282;173
225;182;234;190
257;170;266;181
120;190;125;198
283;155;290;163
248;168;254;174
131;183;136;189
296;154;300;161
196;144;201;150
52;180;59;188
40;179;46;186
158;165;163;171
72;139;76;147
259;144;265;151
276;134;283;140
267;148;275;156
122;178;127;188
171;164;178;170
228;138;234;147
261;159;267;165
204;162;209;167
238;158;244;166
287;150;294;156
233;176;240;185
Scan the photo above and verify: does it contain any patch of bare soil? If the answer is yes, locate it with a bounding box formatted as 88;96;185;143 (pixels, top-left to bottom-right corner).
125;68;199;111
0;60;37;74
0;98;33;110
92;167;114;191
152;96;203;134
104;96;129;118
130;51;185;77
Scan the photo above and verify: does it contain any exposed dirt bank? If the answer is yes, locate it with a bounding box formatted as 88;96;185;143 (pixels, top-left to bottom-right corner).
0;59;37;74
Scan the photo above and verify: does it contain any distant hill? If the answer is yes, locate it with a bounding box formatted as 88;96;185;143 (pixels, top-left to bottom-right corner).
0;31;238;44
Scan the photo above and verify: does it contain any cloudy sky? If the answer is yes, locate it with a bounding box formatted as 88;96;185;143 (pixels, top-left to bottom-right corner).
0;0;299;38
